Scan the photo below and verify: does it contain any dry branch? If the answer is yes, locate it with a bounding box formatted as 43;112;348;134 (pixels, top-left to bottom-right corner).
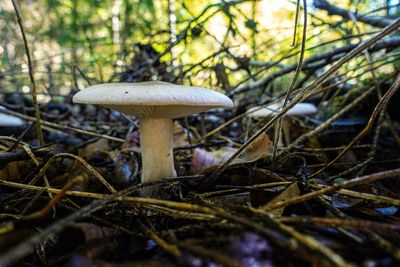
229;36;400;96
314;0;395;28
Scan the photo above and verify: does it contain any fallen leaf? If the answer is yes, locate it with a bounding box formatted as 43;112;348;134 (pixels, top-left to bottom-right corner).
191;134;272;174
191;147;236;174
261;182;300;217
237;133;273;164
214;63;230;91
173;121;193;148
80;139;109;158
0;160;34;181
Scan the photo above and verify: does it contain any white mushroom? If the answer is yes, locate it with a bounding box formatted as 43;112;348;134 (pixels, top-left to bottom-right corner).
247;102;317;118
247;101;317;145
73;81;233;192
0;106;25;127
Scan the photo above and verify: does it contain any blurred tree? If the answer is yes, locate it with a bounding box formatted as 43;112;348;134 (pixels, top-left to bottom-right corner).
0;0;398;101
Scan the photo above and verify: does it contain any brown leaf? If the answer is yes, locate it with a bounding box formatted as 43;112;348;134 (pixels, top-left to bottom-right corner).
191;134;272;174
0;160;33;181
214;63;230;91
173;121;193;148
80;139;109;158
191;147;236;174
261;182;300;217
236;134;272;164
45;223;124;264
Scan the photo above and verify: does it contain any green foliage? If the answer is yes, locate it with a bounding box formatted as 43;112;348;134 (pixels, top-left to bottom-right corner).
0;0;397;95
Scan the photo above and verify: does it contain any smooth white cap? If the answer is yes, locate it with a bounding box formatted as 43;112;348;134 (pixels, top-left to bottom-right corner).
73;81;233;118
247;102;317;118
0;107;25;127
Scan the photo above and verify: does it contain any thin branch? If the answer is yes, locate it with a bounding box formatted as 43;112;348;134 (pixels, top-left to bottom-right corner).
263;168;400;212
11;0;44;146
314;0;394;28
229;36;400;96
201;18;400;189
272;0;308;163
310;72;400;178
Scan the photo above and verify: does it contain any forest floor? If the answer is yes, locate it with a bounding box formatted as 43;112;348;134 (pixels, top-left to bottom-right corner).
0;74;399;266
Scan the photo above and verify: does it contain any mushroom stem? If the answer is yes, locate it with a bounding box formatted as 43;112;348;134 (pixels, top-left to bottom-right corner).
139;117;176;184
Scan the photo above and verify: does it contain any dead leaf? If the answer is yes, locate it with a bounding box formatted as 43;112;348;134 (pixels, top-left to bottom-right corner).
122;131;140;151
0;160;33;181
173;121;193;148
261;182;300;217
80;139;109;158
191;134;272;174
236;134;272;164
191;147;236;174
214;63;230;91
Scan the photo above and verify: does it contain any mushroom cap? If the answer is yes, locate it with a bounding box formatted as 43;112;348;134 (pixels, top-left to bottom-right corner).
73;81;233;118
0;107;25;127
247;102;317;118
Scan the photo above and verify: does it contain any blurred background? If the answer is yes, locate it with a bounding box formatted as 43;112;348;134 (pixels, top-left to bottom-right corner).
1;0;398;102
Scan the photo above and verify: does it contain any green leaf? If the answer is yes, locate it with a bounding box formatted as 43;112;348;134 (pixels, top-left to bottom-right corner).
139;0;155;13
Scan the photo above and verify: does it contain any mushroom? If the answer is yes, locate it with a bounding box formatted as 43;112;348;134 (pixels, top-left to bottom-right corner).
246;101;317;145
247;102;317;118
73;81;233;193
0;106;25;127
